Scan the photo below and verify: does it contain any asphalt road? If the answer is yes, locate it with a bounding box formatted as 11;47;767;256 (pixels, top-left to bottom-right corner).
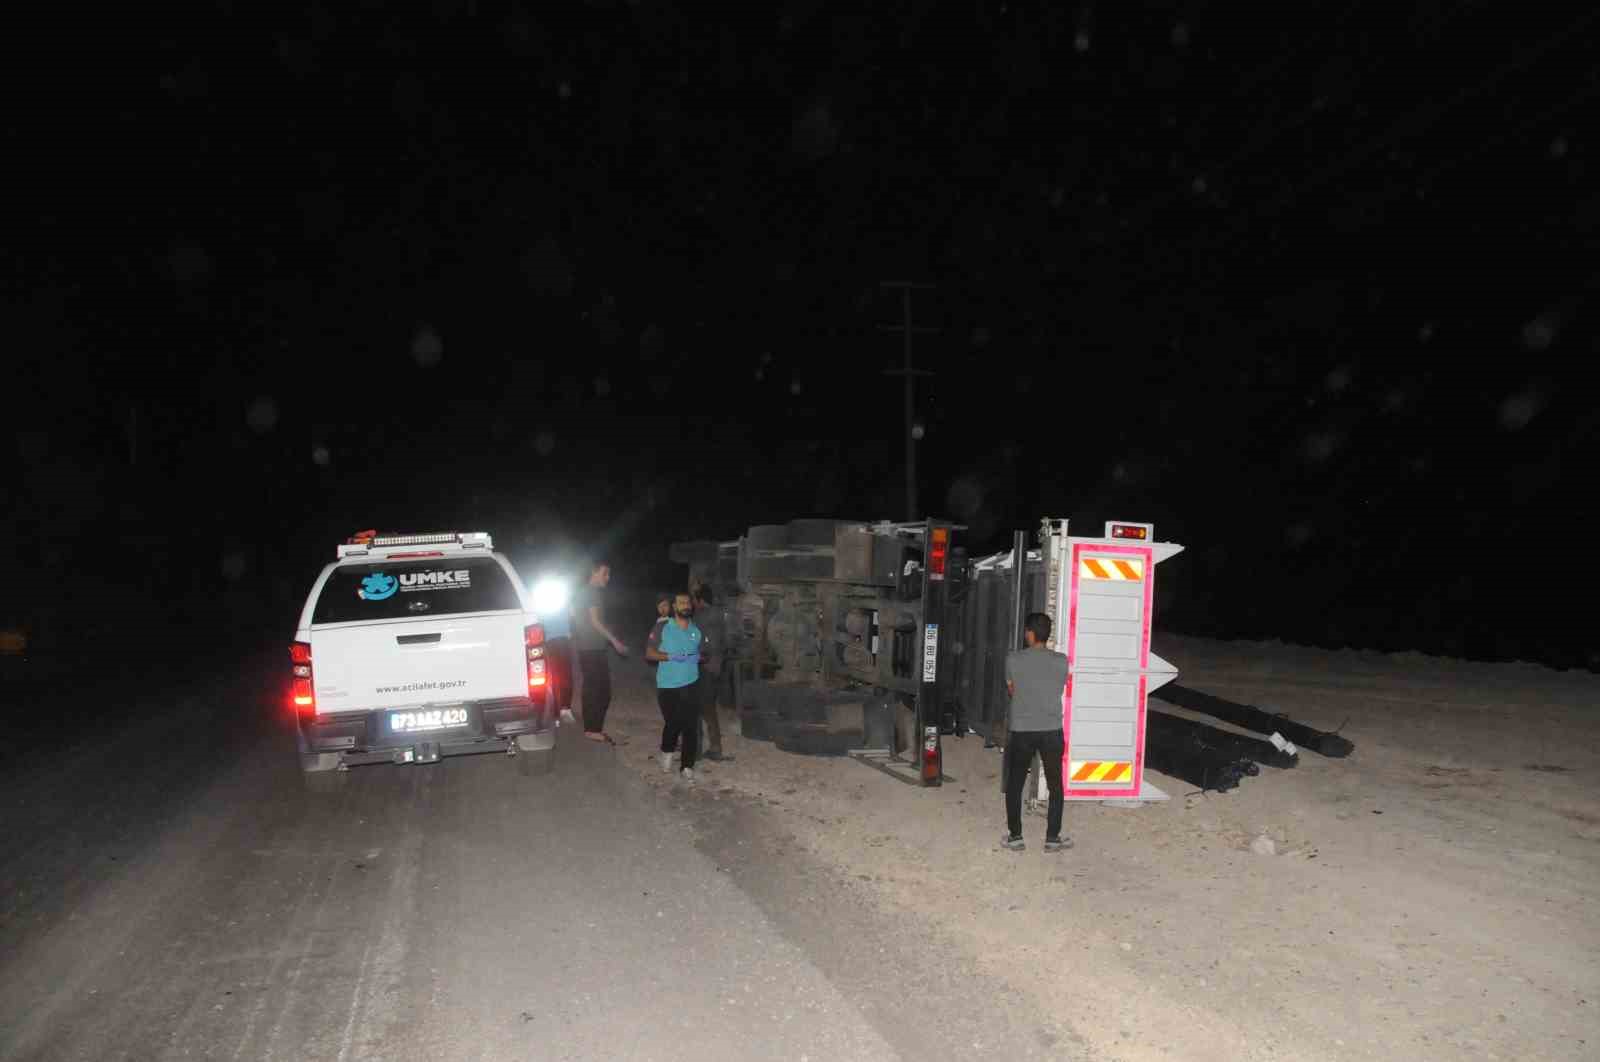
0;659;1077;1061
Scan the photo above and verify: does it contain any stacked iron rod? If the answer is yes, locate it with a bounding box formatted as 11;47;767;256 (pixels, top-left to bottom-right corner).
1144;685;1354;792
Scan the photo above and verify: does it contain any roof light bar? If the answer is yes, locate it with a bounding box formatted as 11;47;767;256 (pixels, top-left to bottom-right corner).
336;531;493;559
370;533;462;546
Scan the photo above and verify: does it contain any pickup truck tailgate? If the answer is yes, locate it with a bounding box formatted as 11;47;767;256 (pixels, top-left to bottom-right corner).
311;613;527;714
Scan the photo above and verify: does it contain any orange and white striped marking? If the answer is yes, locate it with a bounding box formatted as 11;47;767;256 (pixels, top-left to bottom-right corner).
1069;761;1134;784
1079;557;1145;581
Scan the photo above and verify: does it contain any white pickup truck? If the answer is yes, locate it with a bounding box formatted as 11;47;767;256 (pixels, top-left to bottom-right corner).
290;531;556;787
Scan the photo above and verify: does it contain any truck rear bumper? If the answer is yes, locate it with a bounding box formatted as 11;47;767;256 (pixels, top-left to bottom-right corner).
301;695;553;766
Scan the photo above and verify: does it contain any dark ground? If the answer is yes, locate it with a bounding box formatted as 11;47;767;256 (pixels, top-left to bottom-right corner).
0;647;1077;1061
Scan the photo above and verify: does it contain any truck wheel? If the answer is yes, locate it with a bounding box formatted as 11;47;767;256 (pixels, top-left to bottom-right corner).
739;710;781;742
748;553;835;581
775;723;861;757
785;519;841;547
746;524;788;549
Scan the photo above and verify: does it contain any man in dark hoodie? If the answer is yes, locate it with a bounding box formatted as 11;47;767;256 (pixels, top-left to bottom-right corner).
692;585;728;761
573;561;628;743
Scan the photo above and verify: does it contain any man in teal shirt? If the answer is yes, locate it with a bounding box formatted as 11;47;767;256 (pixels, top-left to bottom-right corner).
644;591;706;781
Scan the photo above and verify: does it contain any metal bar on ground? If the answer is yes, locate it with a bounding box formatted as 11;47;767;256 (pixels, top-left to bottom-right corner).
1148;710;1298;770
1152;685;1354;757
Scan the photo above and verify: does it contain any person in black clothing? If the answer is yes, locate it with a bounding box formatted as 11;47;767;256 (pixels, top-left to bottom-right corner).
1000;612;1071;853
573;561;628;743
693;585;729;761
646;590;677;758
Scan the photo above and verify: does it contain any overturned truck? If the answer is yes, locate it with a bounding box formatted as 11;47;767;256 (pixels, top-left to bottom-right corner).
672;518;959;784
671;516;1185;791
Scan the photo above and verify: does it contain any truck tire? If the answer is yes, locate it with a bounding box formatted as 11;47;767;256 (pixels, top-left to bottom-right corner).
746;524;788;549
785;519;841;547
775;723;861;757
748;553;835;581
739;710;781;742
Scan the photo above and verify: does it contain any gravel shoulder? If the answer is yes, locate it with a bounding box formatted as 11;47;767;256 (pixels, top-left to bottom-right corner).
603;638;1600;1061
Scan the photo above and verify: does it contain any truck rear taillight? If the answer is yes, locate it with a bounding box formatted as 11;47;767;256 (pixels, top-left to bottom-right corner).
921;725;942;785
290;641;315;716
525;625;548;689
928;526;950;581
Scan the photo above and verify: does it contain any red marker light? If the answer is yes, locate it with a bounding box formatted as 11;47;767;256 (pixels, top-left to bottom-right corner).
525;625;549;690
1111;524;1149;540
290;641;316;716
928;526;950;580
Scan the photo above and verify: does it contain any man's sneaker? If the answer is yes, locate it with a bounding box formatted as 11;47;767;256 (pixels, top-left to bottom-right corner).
659;752;674;773
680;768;696;783
999;833;1025;851
1043;836;1073;853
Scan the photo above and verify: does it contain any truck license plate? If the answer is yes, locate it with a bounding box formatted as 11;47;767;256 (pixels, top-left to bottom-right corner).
390;707;468;733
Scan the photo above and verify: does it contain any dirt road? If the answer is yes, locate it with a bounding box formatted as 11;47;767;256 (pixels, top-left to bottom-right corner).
0;659;1076;1060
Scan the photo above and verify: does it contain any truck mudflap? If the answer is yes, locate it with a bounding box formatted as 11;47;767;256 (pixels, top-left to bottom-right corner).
515;730;555;753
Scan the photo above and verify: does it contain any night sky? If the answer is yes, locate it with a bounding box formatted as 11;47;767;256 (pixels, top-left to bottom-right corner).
7;2;1598;669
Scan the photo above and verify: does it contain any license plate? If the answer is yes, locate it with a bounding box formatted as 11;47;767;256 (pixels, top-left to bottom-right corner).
389;707;469;733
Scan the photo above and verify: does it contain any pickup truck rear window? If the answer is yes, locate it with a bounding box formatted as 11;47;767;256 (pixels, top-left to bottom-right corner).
312;557;522;625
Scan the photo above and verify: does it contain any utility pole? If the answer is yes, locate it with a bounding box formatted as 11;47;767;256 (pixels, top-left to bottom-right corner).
879;281;937;521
